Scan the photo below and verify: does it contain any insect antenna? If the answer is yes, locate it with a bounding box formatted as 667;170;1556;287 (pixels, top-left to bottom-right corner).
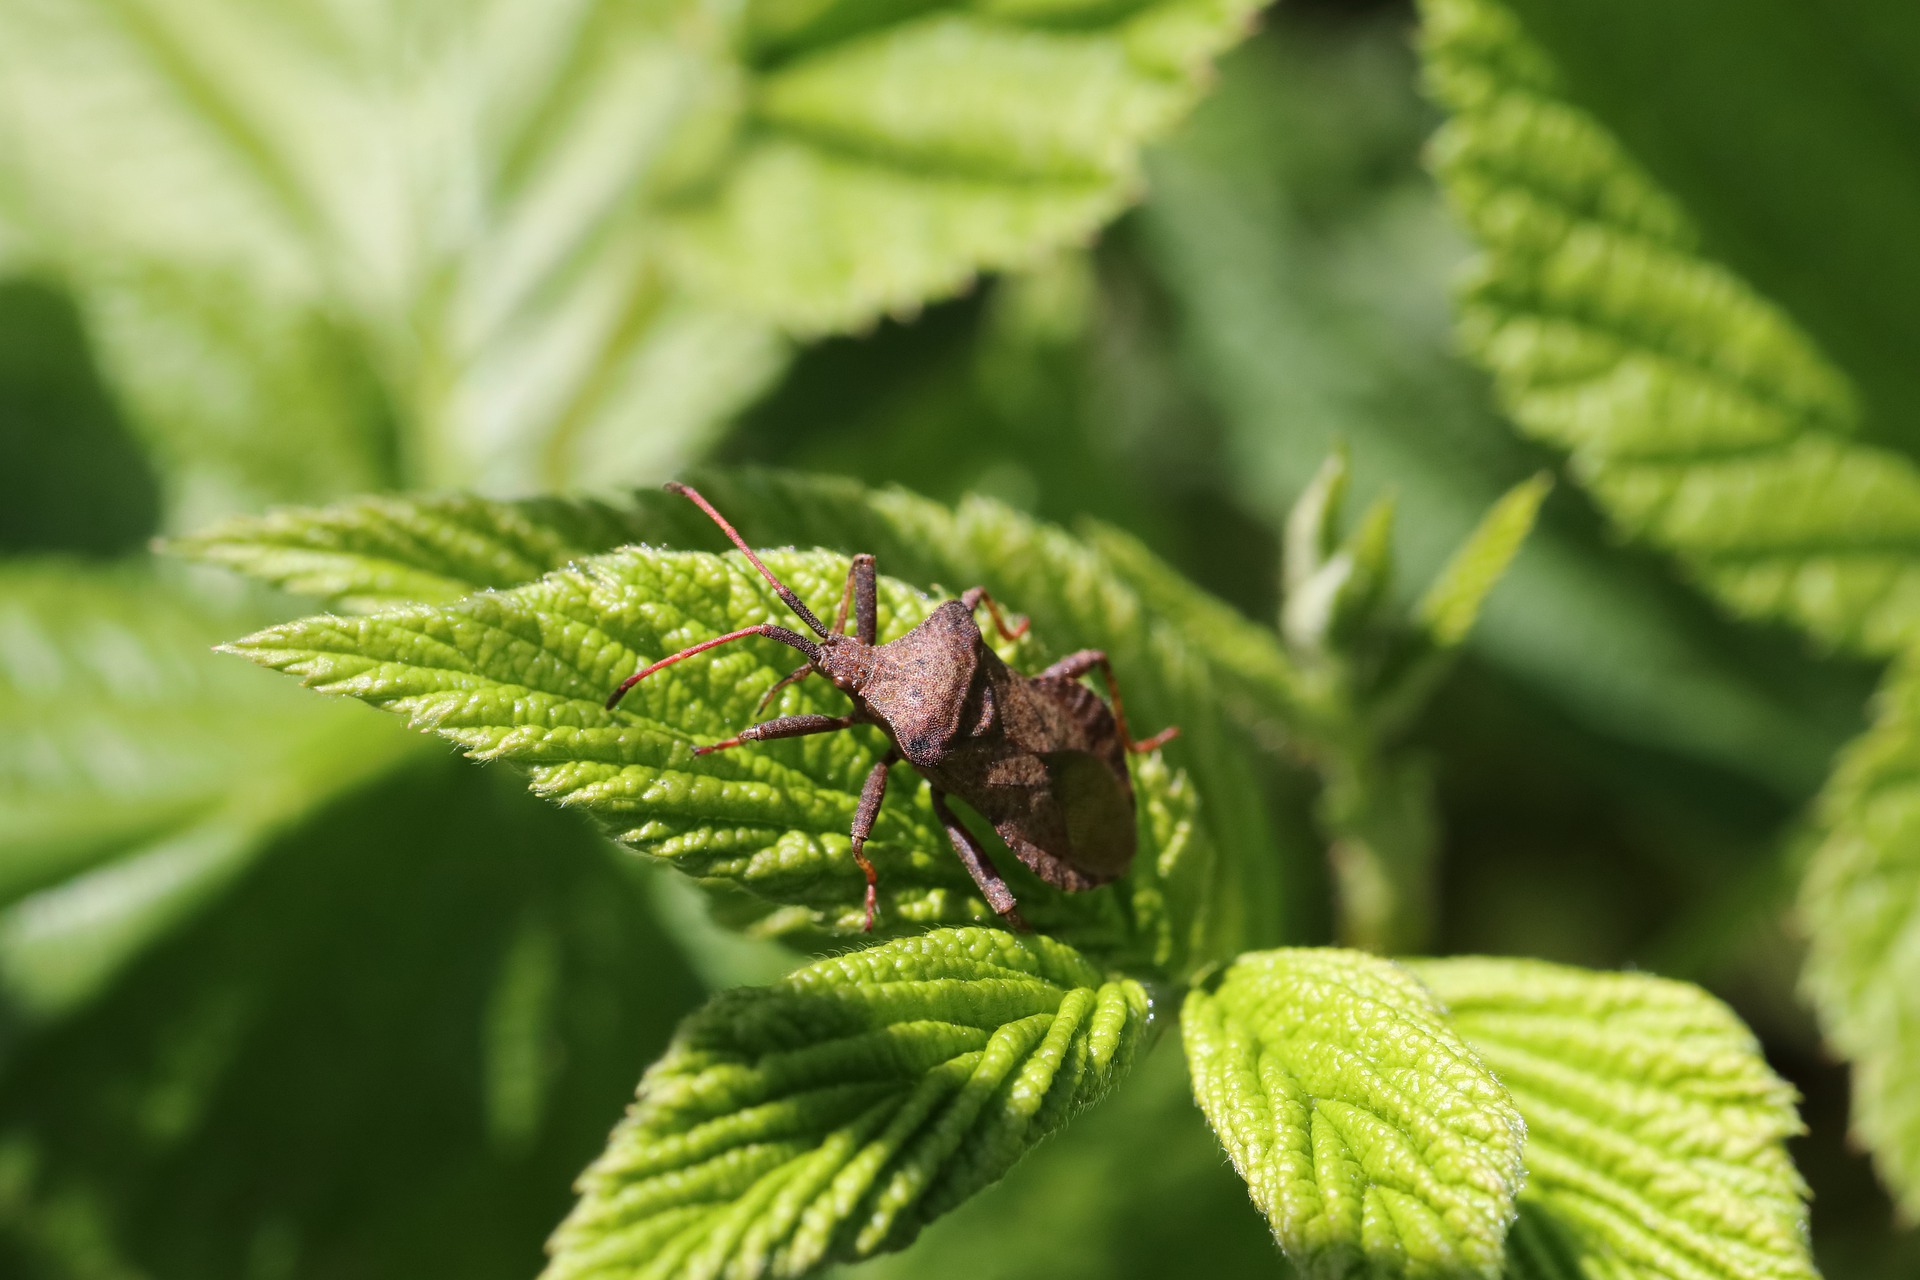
606;624;819;710
667;482;830;639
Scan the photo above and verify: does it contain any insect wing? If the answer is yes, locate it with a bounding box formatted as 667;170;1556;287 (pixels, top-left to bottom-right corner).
985;747;1135;889
1042;749;1136;880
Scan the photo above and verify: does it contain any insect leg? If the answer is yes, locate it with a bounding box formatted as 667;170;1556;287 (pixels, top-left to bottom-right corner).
607;624;819;709
930;791;1029;931
847;554;877;645
959;586;1029;641
1036;650;1180;753
692;713;856;756
752;663;814;715
1036;649;1103;681
848;748;899;932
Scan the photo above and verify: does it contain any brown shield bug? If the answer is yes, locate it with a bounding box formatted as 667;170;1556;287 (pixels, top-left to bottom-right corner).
606;482;1178;932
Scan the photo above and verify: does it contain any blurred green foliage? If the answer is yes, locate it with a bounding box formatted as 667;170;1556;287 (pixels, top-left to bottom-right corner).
2;0;1918;1275
0;282;157;557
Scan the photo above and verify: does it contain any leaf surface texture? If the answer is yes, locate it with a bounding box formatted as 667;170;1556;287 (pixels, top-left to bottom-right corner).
1182;948;1524;1279
222;549;1196;965
198;472;1290;967
544;926;1148;1280
1411;957;1816;1280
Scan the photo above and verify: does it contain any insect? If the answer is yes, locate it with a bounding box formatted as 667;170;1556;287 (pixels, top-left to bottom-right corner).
607;483;1178;931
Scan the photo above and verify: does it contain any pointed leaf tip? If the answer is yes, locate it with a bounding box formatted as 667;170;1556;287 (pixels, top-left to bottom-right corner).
1416;472;1550;651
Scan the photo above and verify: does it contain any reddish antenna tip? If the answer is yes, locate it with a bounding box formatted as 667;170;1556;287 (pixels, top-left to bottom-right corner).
1131;725;1180;753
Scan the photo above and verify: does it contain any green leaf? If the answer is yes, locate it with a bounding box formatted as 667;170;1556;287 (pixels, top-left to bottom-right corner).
1472;0;1920;461
1417;473;1550;651
189;470;1290;967
168;493;666;614
1137;23;1866;798
1800;656;1920;1219
0;562;418;1021
1409;957;1817;1280
1081;517;1309;733
1280;453;1397;660
0;0;1260;520
841;1032;1285;1280
0;0;784;516
219;541;1198;967
662;0;1266;334
0;758;708;1280
1181;948;1525;1279
1422;0;1920;659
544;926;1149;1280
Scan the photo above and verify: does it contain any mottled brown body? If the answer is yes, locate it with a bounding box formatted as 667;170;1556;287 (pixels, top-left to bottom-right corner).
857;602;1135;891
608;484;1175;930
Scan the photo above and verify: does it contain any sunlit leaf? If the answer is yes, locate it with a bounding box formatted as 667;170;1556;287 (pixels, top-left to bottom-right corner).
0;0;1261;519
1468;0;1920;456
221;541;1197;966
1800;657;1920;1219
184;470;1286;967
1416;473;1550;651
1182;948;1525;1279
1423;0;1920;659
1141;25;1866;801
545;927;1149;1280
662;0;1264;334
1412;957;1816;1280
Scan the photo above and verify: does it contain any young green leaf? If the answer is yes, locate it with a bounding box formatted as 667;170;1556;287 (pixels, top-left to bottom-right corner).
1800;657;1920;1219
220;542;1195;966
1422;0;1920;659
187;470;1290;966
0;564;418;1021
544;927;1149;1280
1409;957;1817;1280
1364;469;1551;739
1416;473;1551;651
1182;948;1525;1279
